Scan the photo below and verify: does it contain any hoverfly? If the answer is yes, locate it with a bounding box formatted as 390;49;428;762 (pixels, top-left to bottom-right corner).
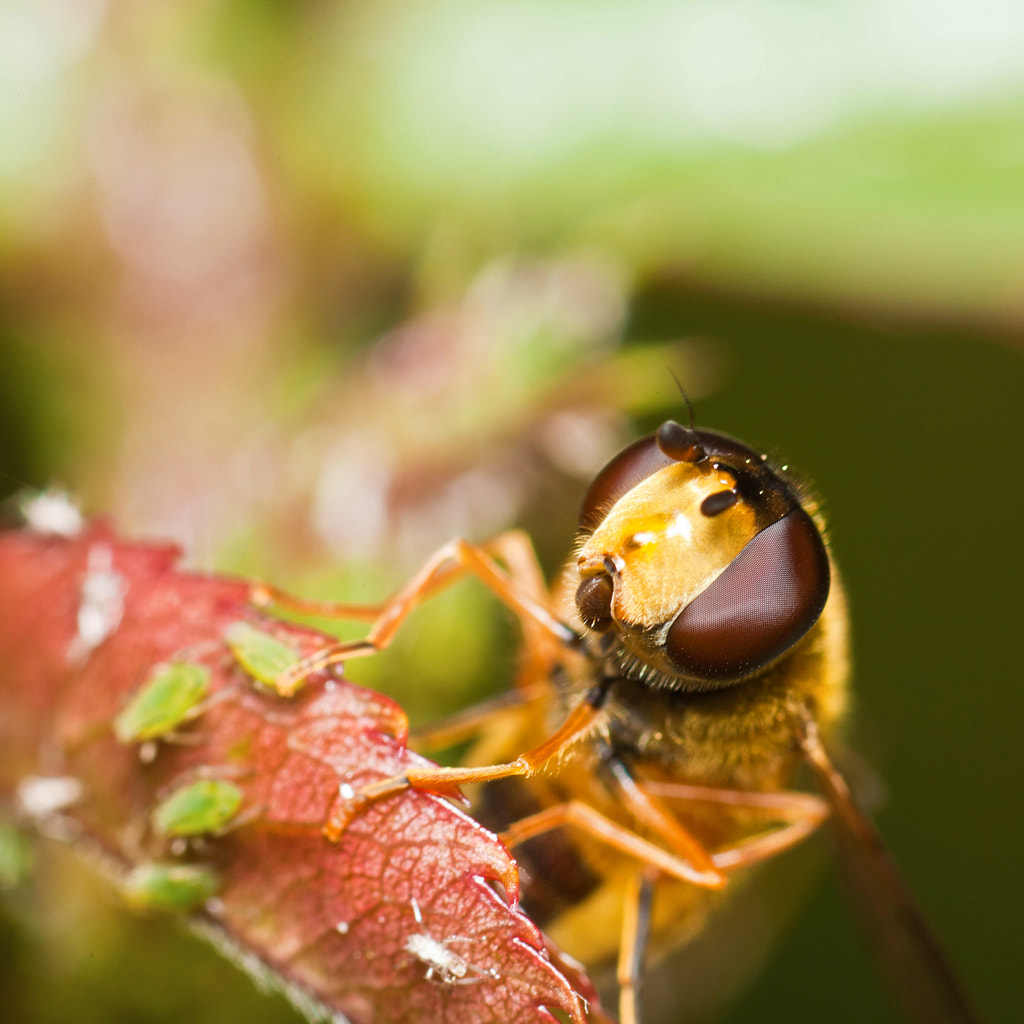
253;416;978;1024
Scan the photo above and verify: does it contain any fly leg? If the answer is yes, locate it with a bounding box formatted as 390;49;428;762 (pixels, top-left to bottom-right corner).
617;869;656;1024
492;776;829;1023
638;779;831;869
499;800;725;889
325;684;610;840
405;529;558;749
601;753;726;886
249;531;577;696
409;685;544;752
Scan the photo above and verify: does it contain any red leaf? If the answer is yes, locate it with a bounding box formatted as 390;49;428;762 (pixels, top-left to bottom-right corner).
0;523;596;1024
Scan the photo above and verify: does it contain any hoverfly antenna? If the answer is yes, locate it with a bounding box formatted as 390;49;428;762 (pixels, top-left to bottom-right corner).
668;368;696;430
656;420;707;464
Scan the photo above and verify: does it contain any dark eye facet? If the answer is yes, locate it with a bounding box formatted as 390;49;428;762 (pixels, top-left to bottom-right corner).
576;573;615;631
665;506;830;681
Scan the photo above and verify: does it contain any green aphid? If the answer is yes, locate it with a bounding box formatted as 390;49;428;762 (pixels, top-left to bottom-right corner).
123;862;219;912
113;662;211;744
224;620;302;694
152;779;244;837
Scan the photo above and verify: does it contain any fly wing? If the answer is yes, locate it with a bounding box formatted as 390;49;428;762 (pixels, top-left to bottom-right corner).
802;726;980;1024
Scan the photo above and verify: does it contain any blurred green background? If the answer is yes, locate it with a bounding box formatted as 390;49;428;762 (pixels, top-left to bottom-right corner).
1;2;1021;1022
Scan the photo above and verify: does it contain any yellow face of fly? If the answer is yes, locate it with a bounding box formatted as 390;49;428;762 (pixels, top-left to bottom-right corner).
576;460;756;634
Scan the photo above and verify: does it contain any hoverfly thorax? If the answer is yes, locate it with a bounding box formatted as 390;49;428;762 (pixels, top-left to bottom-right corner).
573;420;831;690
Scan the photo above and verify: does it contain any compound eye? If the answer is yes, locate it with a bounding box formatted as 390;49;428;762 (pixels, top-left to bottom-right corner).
576;573;614;631
578;436;674;534
665;507;830;682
